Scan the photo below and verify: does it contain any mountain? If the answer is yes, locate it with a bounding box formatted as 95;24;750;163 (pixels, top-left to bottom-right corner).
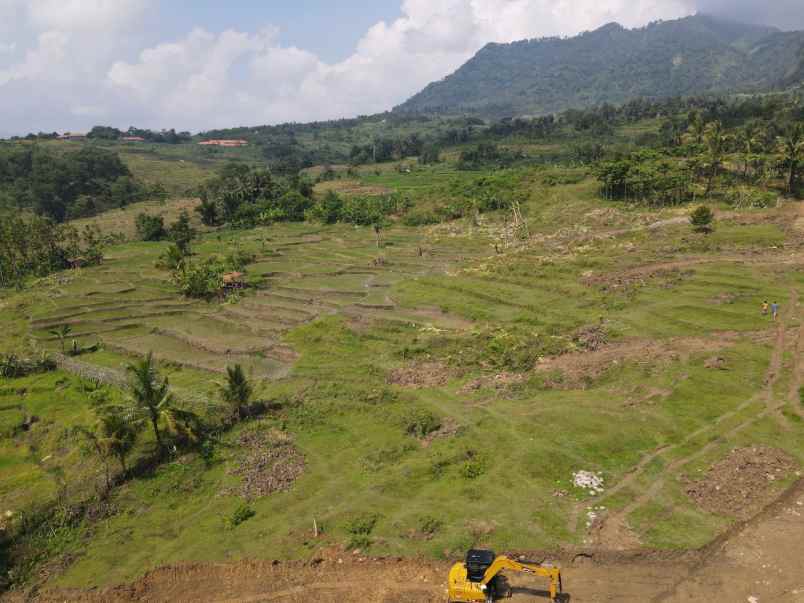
395;15;804;118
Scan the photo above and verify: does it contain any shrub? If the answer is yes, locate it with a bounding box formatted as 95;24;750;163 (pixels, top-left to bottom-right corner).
0;353;56;378
402;211;440;226
306;191;344;224
401;408;441;438
172;258;225;298
135;213;165;241
690;205;714;234
440;327;569;373
344;511;380;549
416;515;442;536
461;460;486;479
724;187;775;209
167;210;195;253
225;503;255;529
156;244;185;271
272;190;313;221
419;146;441;165
225;245;256;271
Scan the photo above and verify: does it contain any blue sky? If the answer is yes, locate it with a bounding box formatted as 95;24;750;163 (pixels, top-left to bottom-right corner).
152;1;402;62
0;0;802;136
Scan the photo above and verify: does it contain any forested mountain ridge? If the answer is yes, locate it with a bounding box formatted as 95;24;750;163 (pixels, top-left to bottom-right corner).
395;15;804;118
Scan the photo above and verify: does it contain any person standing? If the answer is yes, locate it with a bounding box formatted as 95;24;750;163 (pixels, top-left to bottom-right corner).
771;301;780;321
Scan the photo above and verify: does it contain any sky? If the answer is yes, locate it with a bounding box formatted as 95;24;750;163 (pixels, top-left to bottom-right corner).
0;0;802;137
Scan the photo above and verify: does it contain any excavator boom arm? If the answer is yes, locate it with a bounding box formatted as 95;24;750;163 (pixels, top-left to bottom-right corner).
481;556;561;600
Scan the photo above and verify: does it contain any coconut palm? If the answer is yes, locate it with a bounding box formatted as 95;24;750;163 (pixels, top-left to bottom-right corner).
703;121;728;196
49;324;72;353
778;124;804;195
126;352;174;451
216;364;253;421
74;410;140;492
684;110;706;146
740;124;762;180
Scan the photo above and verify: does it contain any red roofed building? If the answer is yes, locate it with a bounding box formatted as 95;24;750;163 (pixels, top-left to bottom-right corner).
199;139;249;147
198;139;249;147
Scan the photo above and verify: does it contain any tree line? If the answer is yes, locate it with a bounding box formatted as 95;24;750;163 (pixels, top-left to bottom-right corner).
87;126;192;144
0;145;149;221
0;214;105;288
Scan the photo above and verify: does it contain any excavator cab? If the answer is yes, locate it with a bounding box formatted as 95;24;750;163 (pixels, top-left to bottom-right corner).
465;549;496;582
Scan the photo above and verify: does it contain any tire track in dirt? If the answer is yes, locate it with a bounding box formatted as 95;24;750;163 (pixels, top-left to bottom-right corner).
788;288;804;421
219;581;440;602
764;307;791;433
577;293;795;547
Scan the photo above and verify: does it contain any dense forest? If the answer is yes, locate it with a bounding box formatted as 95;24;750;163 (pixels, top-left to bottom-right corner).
0;145;147;221
397;15;804;118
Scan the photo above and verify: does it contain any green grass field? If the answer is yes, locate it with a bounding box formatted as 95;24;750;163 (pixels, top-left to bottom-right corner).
1;151;803;591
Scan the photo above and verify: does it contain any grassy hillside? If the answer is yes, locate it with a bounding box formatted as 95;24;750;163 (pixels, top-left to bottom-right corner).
1;99;803;593
396;15;804;118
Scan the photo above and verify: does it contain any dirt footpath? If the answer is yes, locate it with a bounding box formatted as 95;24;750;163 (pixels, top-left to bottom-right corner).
13;480;803;603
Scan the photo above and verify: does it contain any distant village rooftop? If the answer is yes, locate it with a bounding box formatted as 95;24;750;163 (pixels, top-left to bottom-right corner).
58;132;87;141
198;139;249;147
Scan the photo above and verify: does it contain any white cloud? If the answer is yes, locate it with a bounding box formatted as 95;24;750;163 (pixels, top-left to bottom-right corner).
0;0;705;135
27;0;149;31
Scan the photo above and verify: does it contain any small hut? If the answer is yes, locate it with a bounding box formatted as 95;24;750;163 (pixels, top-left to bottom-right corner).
222;272;246;291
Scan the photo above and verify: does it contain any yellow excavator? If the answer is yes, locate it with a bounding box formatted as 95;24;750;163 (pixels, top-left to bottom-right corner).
448;549;563;603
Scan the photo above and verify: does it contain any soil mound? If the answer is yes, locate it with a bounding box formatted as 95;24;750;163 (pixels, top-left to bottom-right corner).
686;446;797;519
225;429;305;500
388;362;456;388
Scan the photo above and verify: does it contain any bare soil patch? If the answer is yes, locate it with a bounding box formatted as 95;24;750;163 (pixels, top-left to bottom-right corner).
584;266;695;293
387;362;457;389
224;429;305;500
685;446;797;519
534;334;740;390
420;418;460;448
571;324;608;352
460;371;528;393
315;180;392;197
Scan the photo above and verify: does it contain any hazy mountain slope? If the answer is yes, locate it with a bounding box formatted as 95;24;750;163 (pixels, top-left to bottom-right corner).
395;15;804;117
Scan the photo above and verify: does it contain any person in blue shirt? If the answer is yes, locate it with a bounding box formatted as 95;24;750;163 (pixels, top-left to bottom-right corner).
771;301;779;321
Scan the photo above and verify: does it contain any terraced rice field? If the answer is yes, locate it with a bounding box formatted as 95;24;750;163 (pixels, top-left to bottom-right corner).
30;225;489;381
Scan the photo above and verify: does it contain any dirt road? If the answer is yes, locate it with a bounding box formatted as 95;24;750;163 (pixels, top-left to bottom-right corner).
12;479;802;603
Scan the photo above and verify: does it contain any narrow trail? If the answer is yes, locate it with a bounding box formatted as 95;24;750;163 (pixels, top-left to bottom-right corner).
789;288;804;420
575;288;797;548
765;292;793;432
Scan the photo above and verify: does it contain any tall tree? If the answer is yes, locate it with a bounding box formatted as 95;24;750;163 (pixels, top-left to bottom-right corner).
126;352;174;451
703;121;728;196
74;409;140;492
740;124;762;180
778;124;804;195
685;110;706;146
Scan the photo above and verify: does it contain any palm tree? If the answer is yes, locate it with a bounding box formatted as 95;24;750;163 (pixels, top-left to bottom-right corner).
217;364;253;421
74;409;141;491
703;121;728;196
101;408;141;474
685;110;706;146
126;352;174;452
778;124;804;195
740;124;761;180
49;324;72;353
